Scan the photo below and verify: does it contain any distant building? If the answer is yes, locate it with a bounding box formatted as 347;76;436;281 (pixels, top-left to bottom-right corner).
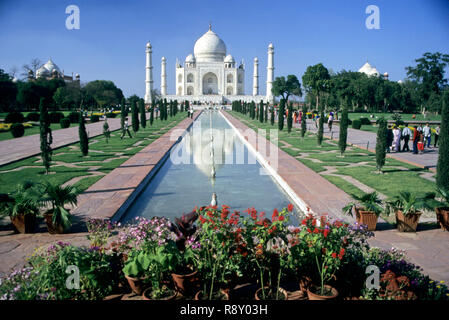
358;61;381;77
31;58;80;83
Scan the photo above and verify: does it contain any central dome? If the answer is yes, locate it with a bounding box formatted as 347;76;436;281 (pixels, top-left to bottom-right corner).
193;26;226;63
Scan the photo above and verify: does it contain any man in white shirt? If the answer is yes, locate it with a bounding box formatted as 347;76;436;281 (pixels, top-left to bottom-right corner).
423;123;431;148
401;124;412;152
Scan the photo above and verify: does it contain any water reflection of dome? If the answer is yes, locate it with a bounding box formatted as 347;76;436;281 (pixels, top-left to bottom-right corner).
185;113;235;177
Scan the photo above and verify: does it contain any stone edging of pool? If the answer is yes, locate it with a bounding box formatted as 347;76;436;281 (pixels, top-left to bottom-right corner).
71;111;202;222
221;110;355;223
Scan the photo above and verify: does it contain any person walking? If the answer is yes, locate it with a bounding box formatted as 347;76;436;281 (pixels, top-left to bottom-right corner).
293;111;297;125
327;112;334;132
121;117;132;139
412;126;419;154
401;124;411;152
434;125;440;147
418;131;425;154
392;125;401;152
423;123;431;148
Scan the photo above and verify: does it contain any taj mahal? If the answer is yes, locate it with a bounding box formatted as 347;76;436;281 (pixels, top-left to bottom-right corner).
144;24;274;105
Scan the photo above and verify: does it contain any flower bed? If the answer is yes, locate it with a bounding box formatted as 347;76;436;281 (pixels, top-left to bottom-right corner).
0;205;448;300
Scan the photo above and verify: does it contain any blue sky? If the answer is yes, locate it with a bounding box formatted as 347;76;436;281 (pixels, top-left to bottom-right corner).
0;0;448;98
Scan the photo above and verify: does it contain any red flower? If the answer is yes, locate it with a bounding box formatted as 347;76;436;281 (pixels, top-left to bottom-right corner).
323;229;329;238
301;219;307;225
279;216;285;221
307;228;311;233
313;228;319;234
331;252;337;259
287;203;294;212
272;208;279;219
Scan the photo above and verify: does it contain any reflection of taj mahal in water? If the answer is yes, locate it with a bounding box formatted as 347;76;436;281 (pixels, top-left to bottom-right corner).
144;24;274;105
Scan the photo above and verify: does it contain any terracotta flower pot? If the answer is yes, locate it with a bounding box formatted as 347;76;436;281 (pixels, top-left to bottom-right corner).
255;287;288;300
435;207;449;231
355;208;379;231
171;269;198;296
125;275;149;295
299;276;312;294
396;210;421;232
194;289;229;300
44;212;66;234
10;214;36;234
307;285;338;300
142;287;178;300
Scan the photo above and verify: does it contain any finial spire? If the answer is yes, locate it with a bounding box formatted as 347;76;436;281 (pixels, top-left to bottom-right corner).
209;22;212;31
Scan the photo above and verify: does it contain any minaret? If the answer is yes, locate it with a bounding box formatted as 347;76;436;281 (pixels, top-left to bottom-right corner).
253;57;259;96
144;42;154;105
161;57;167;96
266;43;274;103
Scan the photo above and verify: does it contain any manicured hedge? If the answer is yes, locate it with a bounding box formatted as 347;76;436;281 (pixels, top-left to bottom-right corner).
25;112;40;122
90;115;100;123
5;112;25;124
68;112;80;124
105;112;117;118
60;118;71;129
49;112;65;124
352;119;362;129
10;123;25;138
359;117;371;125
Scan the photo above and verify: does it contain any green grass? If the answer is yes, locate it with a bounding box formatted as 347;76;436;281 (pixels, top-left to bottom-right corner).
0;113;186;194
348;112;441;122
0;123;78;141
229;110;437;202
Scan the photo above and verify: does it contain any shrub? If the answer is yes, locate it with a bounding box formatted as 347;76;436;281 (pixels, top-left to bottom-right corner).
352;119;362;129
5;112;25;123
10;123;25;138
49;112;64;124
105;112;116;118
68;112;79;124
60;118;70;129
359;117;371;125
25;112;40;122
90;115;100;123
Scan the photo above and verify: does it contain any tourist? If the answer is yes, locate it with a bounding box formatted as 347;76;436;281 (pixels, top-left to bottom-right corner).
434;125;440;147
392;126;401;152
412;126;419;154
418;131;425;154
328;112;334;132
121;118;132;139
190;108;194;119
401;123;412;152
293;111;297;124
423;123;431;148
386;126;393;153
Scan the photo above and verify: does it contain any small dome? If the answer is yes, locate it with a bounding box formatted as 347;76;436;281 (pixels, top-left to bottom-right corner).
193;26;226;63
224;54;235;63
36;59;61;78
268;43;274;49
75;73;80;78
185;54;195;63
146;42;151;48
383;72;389;77
358;62;380;77
254;57;258;62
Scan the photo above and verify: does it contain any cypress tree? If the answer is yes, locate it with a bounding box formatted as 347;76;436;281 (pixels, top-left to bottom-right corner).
376;117;388;173
287;103;293;133
339;104;349;156
317;110;324;146
39;97;52;174
169;101;173;117
301;105;307;138
270;106;275;126
139;100;146;129
185;100;190;112
437;91;449;190
120;98;126;130
132;100;139;132
259;100;264;123
150;106;154;126
79;112;89;156
264;102;268;122
278;99;285;131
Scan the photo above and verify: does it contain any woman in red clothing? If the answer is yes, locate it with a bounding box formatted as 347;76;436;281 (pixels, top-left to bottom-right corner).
412;126;419;154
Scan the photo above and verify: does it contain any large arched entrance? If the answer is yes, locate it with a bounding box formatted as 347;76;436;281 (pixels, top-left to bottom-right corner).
202;72;218;95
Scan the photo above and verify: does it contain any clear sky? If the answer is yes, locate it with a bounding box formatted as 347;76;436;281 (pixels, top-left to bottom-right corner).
0;0;448;98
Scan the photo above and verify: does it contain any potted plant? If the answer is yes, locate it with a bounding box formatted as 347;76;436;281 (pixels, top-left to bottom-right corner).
435;187;449;231
42;183;80;234
0;182;42;234
122;249;151;295
342;192;383;231
386;192;434;232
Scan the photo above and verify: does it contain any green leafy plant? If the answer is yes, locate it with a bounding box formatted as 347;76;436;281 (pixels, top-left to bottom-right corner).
42;183;80;231
385;192;434;217
436;187;449;207
0;181;42;218
342;192;383;217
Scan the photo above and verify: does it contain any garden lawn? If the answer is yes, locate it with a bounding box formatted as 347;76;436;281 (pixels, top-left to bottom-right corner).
0;123;78;141
0;113;186;194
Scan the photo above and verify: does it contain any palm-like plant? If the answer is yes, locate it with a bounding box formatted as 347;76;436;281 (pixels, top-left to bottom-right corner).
43;183;80;231
385;192;434;217
0;181;42;217
342;192;383;217
436;187;449;207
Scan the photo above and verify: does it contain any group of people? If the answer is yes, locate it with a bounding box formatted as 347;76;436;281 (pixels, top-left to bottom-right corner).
387;123;440;154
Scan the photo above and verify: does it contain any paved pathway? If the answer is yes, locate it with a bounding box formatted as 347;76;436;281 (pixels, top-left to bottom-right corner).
298;120;439;171
0;116;131;167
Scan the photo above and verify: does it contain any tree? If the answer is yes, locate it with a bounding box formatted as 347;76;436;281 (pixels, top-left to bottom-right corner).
264;102;268;122
131;100;139;132
437;91;449;190
120;97;126;130
317;110;324;146
287;102;293;133
375;117;388;173
301;105;307;138
83;80;124;109
150;106;154;126
302;63;330;110
39;98;52;174
270;106;275;126
259;100;264;123
272;75;302;102
21;58;42;79
278;99;285;131
79;112;89;156
139;99;146;129
0;69;18;112
339;103;349;156
406;52;449;110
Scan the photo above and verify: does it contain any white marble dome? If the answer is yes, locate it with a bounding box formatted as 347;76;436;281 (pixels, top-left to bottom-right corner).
193;26;226;63
224;54;234;63
36;59;61;78
185;54;195;63
358;62;380;77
